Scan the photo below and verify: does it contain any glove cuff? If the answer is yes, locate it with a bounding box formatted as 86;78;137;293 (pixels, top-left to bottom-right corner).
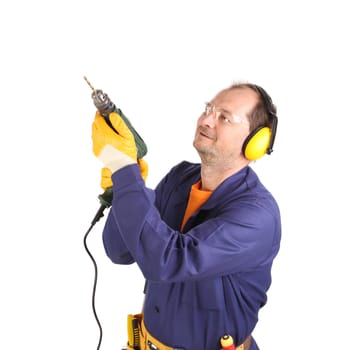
99;144;136;173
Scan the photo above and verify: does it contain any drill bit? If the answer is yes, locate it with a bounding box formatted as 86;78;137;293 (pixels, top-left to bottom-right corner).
84;75;96;92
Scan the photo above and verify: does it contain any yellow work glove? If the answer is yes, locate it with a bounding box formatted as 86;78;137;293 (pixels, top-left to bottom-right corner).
100;158;149;190
92;111;137;173
100;167;113;190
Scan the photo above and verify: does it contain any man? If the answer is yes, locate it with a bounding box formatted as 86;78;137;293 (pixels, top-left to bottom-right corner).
91;82;281;350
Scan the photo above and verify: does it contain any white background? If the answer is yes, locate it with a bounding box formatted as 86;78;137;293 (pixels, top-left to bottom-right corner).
0;1;352;349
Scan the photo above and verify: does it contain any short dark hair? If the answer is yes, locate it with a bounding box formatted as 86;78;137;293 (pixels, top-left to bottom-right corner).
228;83;277;132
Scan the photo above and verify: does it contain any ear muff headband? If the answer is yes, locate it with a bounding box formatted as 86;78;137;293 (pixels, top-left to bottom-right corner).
242;85;278;161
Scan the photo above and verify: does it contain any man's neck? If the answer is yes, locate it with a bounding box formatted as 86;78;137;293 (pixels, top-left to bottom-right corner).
200;161;249;191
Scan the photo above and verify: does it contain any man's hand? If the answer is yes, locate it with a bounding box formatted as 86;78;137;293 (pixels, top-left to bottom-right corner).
100;158;149;190
138;158;149;181
100;167;113;190
92;111;138;172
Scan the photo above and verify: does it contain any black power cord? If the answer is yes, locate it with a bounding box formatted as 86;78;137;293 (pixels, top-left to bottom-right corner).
83;204;108;350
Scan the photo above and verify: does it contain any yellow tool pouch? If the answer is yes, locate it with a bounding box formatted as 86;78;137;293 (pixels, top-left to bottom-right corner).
126;313;174;350
126;314;141;349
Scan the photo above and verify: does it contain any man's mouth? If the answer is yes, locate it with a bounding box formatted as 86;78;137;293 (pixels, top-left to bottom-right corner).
198;126;214;140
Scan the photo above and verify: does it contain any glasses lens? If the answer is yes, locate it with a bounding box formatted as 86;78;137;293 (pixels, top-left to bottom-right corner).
204;102;212;115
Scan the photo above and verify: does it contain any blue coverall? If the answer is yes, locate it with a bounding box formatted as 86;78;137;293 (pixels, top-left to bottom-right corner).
102;161;281;350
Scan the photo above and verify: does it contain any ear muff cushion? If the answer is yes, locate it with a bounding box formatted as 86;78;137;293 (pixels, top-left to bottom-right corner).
243;126;271;161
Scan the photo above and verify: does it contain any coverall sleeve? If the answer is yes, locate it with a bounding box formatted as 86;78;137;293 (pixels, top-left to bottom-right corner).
102;206;135;264
105;164;279;282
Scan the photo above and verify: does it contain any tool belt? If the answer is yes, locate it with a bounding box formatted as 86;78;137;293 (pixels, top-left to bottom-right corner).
125;313;251;350
235;335;251;350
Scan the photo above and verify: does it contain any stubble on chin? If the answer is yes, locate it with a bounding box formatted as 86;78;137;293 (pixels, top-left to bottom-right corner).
193;141;217;165
193;126;218;163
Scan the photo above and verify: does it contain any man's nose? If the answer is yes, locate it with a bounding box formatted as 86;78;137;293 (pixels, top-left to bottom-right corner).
202;110;217;127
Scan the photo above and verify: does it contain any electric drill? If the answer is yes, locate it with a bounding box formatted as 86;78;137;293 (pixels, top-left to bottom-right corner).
84;76;148;220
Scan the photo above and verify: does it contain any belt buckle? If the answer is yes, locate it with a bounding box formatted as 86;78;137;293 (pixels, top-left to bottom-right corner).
148;340;158;350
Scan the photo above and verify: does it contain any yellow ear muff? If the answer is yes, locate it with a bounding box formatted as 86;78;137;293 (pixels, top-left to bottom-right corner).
243;126;271;161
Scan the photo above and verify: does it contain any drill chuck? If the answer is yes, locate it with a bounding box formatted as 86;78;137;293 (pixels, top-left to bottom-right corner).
91;90;116;117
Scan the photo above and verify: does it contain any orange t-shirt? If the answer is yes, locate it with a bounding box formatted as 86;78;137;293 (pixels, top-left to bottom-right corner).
181;180;212;232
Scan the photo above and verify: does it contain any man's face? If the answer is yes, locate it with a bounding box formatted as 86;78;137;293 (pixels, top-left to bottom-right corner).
193;87;257;167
